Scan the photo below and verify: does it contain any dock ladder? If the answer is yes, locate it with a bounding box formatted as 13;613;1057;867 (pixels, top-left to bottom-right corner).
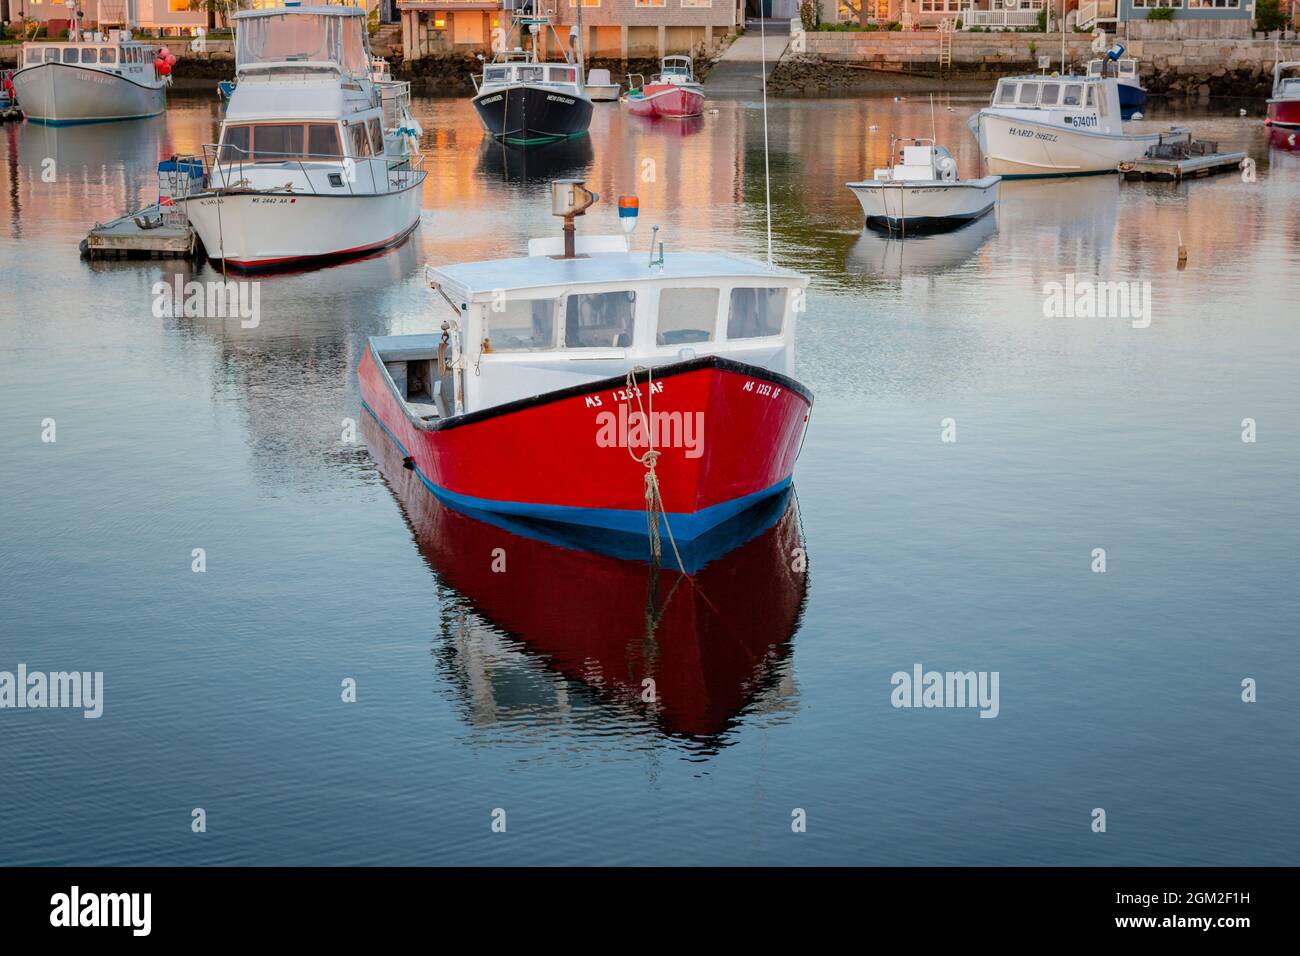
938;20;954;78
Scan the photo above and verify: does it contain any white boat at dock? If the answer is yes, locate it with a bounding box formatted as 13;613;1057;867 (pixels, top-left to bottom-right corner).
968;74;1169;178
847;138;999;233
176;5;425;271
13;28;168;125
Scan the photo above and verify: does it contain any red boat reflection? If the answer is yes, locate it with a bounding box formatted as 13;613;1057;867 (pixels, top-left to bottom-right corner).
363;412;809;741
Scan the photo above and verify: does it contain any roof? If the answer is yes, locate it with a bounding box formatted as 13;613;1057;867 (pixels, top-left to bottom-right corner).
1001;74;1107;83
428;249;805;301
233;5;366;19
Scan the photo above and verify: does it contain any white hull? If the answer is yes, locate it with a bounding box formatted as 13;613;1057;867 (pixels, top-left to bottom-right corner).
848;176;1000;228
971;112;1159;178
585;83;621;102
12;63;166;124
181;181;424;269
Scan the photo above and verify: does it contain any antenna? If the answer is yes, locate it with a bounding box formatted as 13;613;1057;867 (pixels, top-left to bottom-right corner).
759;14;772;265
929;92;936;143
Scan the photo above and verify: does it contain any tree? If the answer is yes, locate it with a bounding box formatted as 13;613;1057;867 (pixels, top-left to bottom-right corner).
1255;0;1287;32
188;0;234;31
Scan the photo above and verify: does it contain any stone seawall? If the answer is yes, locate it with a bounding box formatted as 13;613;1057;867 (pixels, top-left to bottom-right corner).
775;32;1300;98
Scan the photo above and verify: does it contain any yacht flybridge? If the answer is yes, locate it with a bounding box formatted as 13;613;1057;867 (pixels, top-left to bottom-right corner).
359;182;813;546
969;74;1166;178
471;9;593;146
176;6;425;271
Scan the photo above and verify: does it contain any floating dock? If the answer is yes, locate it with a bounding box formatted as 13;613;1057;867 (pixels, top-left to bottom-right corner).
1120;136;1248;182
81;207;198;260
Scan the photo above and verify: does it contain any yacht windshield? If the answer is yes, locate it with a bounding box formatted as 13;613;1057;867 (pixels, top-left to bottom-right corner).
236;13;368;73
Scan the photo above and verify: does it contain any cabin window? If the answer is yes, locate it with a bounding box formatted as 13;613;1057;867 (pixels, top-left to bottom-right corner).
549;67;575;84
727;288;785;340
63;48;79;64
367;117;384;153
1038;83;1061;107
1015;83;1039;107
1085;85;1096;108
995;81;1016;105
517;66;544;83
46;49;60;63
1063;84;1083;107
565;291;636;349
308;123;342;158
348;122;372;157
100;49;117;64
28;49;44;66
253;124;305;161
218;125;251;161
487;298;557;351
81;48;97;64
485;67;508;82
657;288;719;345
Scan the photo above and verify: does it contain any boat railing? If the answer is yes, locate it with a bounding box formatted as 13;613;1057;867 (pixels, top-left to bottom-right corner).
627;73;645;93
376;79;413;130
190;144;425;198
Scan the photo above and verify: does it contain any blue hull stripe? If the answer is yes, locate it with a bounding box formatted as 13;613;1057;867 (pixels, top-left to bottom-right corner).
362;401;791;540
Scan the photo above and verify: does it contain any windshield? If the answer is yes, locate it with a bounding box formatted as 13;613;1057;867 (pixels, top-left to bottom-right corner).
236;13;368;74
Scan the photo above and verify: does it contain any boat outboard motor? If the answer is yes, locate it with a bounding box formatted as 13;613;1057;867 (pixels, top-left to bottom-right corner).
934;148;958;182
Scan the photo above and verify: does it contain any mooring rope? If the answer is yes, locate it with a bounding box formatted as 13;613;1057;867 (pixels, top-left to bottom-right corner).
624;365;686;575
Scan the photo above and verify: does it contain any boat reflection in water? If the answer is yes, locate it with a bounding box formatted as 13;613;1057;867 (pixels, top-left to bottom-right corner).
626;112;705;138
475;134;594;184
845;209;997;278
362;411;809;745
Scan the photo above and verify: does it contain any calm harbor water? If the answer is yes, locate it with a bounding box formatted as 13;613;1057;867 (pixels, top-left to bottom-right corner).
1;91;1298;866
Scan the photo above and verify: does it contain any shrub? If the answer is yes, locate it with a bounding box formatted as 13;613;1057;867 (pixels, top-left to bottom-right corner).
1036;9;1048;31
1145;7;1175;20
886;20;901;31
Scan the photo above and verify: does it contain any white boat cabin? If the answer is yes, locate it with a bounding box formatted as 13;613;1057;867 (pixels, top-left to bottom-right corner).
1272;62;1300;99
986;75;1124;134
376;236;806;422
476;53;584;96
1086;57;1139;84
873;140;960;183
21;37;160;80
207;6;419;197
657;55;697;84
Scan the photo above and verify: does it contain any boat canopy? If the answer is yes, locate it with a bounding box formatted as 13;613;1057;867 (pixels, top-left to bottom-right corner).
234;6;369;76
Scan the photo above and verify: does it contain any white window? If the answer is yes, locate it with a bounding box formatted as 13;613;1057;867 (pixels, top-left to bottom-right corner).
995;81;1017;105
1062;83;1083;107
657;288;719;346
565;291;637;348
1016;83;1039;107
727;288;785;340
1038;82;1061;107
487;298;557;351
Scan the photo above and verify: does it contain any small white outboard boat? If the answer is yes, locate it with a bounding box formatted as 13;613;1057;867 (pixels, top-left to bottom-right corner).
585;68;621;102
846;139;1000;233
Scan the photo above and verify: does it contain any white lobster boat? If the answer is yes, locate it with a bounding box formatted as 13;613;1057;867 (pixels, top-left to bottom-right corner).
177;6;425;271
847;139;999;233
968;74;1166;178
13;31;167;125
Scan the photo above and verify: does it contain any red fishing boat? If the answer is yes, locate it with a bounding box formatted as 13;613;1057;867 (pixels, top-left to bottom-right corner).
623;56;705;119
1265;61;1300;129
357;181;812;550
364;410;808;740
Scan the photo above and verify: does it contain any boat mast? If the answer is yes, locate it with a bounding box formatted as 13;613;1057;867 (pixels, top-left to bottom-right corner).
575;0;585;83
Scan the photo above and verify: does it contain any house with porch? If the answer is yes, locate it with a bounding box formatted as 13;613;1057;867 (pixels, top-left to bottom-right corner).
398;0;743;60
833;0;1260;34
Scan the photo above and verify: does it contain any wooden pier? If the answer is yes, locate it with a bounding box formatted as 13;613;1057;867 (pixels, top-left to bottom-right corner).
81;207;199;260
1120;137;1248;183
